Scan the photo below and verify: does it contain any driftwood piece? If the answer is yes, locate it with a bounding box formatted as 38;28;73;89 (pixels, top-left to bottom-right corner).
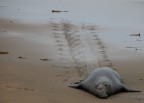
129;33;140;37
51;10;68;13
0;51;9;54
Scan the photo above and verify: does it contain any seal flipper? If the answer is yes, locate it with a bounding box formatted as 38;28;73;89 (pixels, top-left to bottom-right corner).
68;81;82;89
121;86;141;92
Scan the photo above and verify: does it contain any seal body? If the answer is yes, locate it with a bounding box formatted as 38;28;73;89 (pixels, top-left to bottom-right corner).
69;67;140;99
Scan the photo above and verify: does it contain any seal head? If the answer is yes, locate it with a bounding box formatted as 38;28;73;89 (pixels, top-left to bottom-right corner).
95;82;110;99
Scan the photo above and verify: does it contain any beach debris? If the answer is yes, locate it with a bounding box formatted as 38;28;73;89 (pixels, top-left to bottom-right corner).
129;33;141;37
17;56;26;59
0;50;9;54
126;46;138;50
126;46;142;51
51;10;68;13
40;58;51;61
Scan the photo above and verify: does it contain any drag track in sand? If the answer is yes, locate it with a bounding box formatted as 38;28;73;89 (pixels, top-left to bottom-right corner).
51;21;114;78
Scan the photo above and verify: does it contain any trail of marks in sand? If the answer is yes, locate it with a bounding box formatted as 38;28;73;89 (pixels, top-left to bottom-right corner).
62;23;114;75
51;21;115;77
50;21;76;82
51;22;74;68
5;85;35;91
62;22;88;77
87;27;114;68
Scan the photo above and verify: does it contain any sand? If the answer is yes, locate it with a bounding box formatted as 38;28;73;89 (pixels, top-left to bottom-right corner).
0;19;144;103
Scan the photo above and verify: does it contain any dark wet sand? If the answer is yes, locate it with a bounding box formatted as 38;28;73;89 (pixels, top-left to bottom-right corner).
0;19;144;103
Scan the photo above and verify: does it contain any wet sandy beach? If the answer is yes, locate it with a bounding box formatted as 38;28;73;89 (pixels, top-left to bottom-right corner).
0;19;144;103
1;0;144;103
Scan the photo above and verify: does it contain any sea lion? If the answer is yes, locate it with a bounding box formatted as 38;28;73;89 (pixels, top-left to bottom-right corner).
69;67;141;99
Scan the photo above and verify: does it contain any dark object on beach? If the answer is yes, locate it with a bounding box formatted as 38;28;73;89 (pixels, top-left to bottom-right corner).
69;67;141;99
130;33;140;37
0;51;9;54
126;46;142;52
51;10;68;13
40;58;51;61
17;56;26;59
